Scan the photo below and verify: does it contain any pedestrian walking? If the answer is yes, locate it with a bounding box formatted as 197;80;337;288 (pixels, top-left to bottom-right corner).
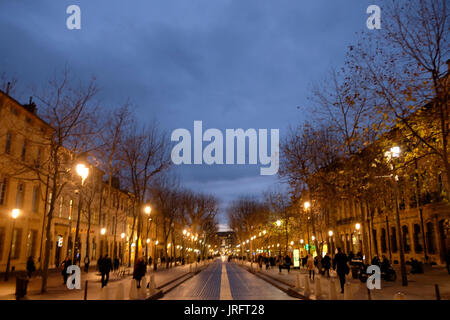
284;254;292;273
84;255;90;273
322;253;331;278
333;248;349;293
100;254;113;288
306;254;315;280
26;256;36;278
133;257;147;288
61;256;72;285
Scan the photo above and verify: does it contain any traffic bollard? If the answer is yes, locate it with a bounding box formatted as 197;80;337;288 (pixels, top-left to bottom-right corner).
115;283;124;300
329;279;337;300
83;280;88;300
129;279;138;300
101;286;111;300
343;283;353;300
435;284;441;300
314;277;322;299
394;292;406;300
303;275;311;296
149;274;156;294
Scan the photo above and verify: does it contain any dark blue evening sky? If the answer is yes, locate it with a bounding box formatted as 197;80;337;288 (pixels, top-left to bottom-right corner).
0;0;378;229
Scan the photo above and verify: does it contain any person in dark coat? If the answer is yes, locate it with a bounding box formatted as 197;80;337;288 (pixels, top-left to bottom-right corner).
84;256;90;273
26;256;36;278
333;248;349;293
133;257;147;288
284;255;292;273
99;255;113;288
61;256;72;285
148;256;153;266
322;253;331;278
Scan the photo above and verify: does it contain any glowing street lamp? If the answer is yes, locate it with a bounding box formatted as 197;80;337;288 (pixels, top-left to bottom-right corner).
311;235;315;241
355;223;361;231
76;163;89;185
74;163;89;261
121;232;125;239
183;229;187;235
101;228;106;235
300;239;304;244
276;220;282;227
390;146;401;158
144;205;151;215
146;238;150;244
5;209;20;281
328;230;333;237
304;201;311;210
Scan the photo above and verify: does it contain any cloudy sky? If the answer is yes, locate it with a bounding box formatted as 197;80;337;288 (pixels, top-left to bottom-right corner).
0;0;377;229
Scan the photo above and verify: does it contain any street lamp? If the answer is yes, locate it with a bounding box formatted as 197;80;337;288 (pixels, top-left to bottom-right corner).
144;205;151;261
101;228;106;235
328;230;333;237
304;201;311;210
355;223;361;231
5;209;20;281
385;145;408;286
121;232;125;239
276;220;281;227
73;163;89;263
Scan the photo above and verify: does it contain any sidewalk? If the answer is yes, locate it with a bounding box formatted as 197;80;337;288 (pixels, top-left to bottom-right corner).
239;260;450;300
0;261;206;300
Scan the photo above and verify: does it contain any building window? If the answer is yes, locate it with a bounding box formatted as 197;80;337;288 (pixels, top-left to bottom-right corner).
381;228;387;253
426;222;436;254
402;225;411;253
413;224;423;253
21;140;27;162
16;183;25;209
0;178;7;205
59;197;64;218
35;148;41;168
10;106;18;115
32;186;40;213
372;229;378;254
69;199;73;220
26;230;38;258
5;132;12;154
11;228;22;259
391;227;398;253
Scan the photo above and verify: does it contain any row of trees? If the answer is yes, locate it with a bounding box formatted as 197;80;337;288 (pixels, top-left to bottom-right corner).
2;70;219;292
228;1;448;275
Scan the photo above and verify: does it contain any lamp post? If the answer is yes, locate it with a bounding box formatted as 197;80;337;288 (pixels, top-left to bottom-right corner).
386;146;408;286
328;230;334;257
144;205;151;263
73;163;89;263
304;201;312;255
100;227;106;256
4;209;20;281
121;232;125;263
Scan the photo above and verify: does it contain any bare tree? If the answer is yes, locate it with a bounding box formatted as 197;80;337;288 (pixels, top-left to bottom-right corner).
120;121;172;264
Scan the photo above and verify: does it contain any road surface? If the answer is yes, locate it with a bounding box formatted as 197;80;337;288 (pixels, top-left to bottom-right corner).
162;258;295;300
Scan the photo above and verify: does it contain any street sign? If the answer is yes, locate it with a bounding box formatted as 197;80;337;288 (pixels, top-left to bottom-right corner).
293;249;300;268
